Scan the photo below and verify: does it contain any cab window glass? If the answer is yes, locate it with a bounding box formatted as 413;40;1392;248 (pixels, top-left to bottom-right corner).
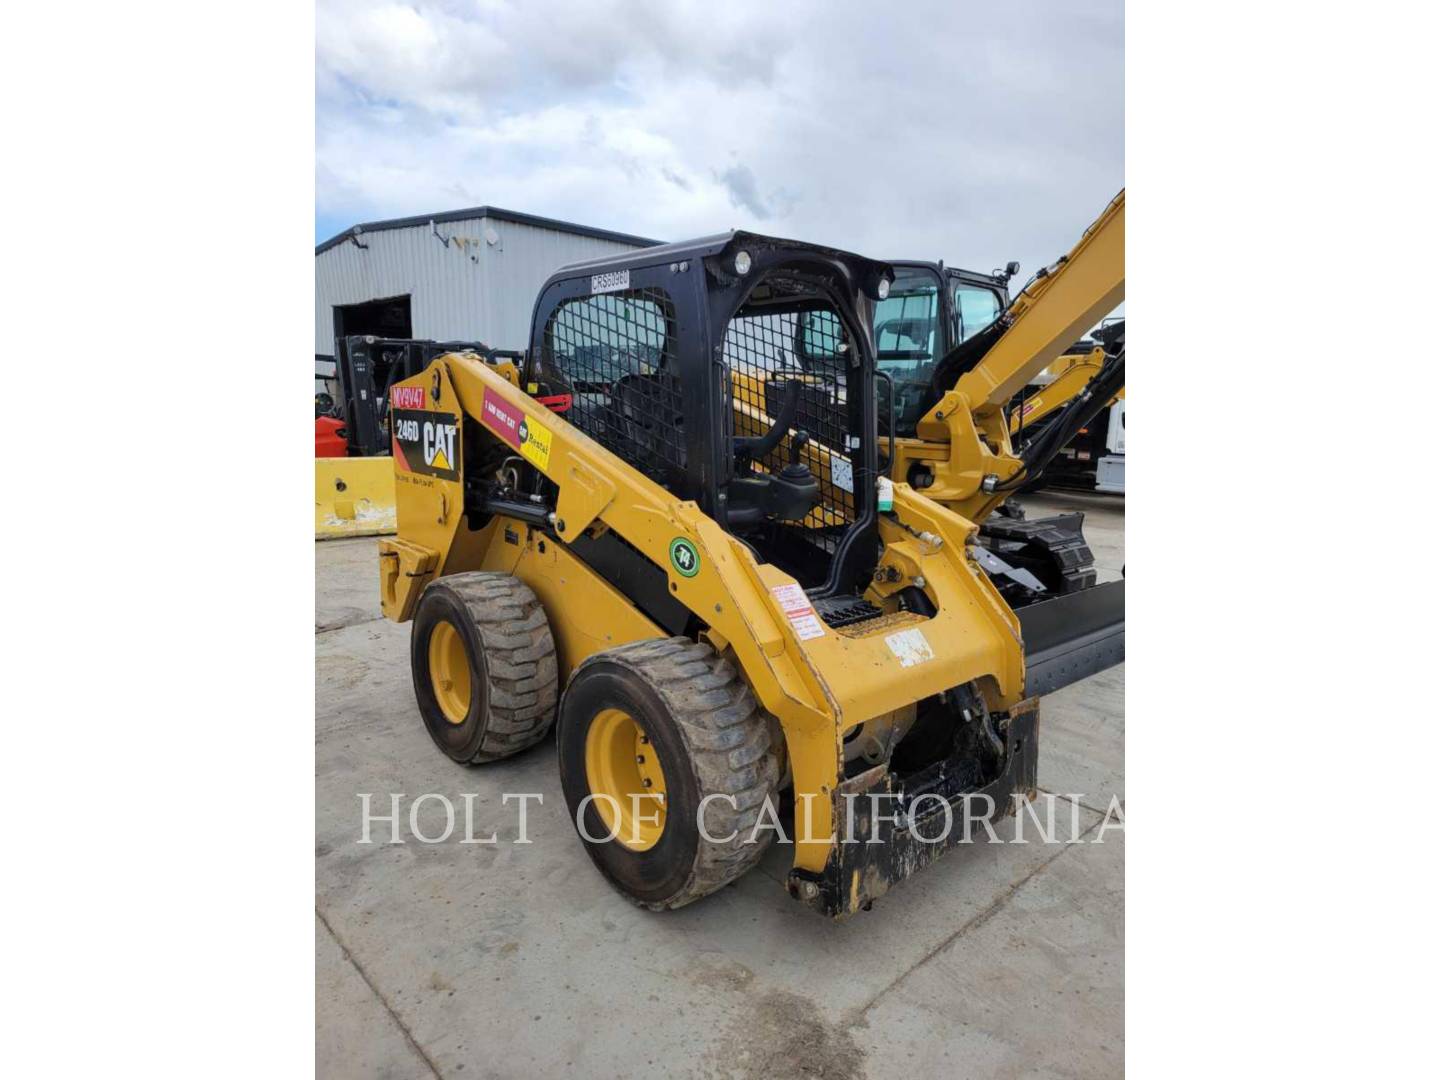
953;283;1001;342
873;269;940;364
799;310;843;364
871;268;941;438
545;292;671;382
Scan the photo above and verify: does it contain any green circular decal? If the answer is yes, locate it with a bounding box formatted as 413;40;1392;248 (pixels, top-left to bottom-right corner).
669;537;700;578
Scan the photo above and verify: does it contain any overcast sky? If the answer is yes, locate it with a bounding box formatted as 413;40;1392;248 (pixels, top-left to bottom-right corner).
316;0;1122;282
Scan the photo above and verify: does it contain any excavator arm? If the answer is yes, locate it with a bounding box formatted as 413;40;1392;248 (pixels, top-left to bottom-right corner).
949;191;1124;413
1010;348;1123;438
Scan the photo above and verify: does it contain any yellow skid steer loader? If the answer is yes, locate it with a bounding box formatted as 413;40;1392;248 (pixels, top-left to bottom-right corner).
377;230;1115;917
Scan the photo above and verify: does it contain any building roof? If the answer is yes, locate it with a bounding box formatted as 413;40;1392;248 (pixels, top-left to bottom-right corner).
315;205;663;256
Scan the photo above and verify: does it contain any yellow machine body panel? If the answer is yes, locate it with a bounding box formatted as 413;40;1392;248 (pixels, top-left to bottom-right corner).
473;517;667;679
315;456;397;538
382;354;1024;873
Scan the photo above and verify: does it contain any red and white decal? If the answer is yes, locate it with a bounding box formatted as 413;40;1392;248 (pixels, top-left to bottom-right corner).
481;388;524;450
392;385;426;410
770;583;825;641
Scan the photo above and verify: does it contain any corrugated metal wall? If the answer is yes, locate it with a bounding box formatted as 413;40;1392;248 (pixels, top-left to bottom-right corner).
314;215;648;356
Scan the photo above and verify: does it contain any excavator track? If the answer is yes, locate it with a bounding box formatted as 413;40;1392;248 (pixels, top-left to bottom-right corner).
977;511;1098;596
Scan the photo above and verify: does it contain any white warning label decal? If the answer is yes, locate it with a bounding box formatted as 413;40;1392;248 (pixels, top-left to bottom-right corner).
885;627;935;668
770;583;826;641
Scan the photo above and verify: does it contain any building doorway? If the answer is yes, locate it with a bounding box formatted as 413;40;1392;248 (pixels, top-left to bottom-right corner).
332;294;413;355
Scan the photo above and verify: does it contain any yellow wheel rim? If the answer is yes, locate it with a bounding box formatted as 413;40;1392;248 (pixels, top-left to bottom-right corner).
427;620;472;725
584;708;668;851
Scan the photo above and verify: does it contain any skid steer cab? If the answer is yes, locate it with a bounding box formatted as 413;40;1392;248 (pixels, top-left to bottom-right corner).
378;231;1037;918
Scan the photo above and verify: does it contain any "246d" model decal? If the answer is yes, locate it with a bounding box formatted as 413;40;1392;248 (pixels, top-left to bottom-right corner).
391;407;460;480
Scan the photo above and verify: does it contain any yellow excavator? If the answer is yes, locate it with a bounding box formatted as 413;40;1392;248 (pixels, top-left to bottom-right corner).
375;198;1123;918
885;190;1123;512
871;193;1125;668
870;271;1125;496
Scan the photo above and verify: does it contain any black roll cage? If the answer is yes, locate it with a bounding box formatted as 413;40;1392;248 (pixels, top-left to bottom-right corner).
526;231;892;599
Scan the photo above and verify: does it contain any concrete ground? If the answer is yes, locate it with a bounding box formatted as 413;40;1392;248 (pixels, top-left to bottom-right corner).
316;491;1124;1079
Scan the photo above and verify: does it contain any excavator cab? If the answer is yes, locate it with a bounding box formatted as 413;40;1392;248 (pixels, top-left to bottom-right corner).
872;262;1010;440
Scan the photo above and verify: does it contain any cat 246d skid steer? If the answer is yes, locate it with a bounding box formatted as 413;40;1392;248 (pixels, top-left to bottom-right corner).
377;228;1121;918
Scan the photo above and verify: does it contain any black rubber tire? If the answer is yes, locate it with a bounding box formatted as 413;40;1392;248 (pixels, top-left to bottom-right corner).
557;637;781;910
410;572;559;764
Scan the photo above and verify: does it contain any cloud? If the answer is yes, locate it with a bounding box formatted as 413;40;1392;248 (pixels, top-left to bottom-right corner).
316;0;1123;285
716;164;770;220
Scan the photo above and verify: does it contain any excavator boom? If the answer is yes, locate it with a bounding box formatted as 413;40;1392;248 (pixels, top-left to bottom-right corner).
952;192;1124;411
1010;348;1123;437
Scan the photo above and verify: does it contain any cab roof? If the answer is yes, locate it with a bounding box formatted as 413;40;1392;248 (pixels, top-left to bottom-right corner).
544;229;892;294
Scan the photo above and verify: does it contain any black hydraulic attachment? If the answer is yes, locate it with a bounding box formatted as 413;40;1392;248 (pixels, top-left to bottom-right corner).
1017;578;1125;697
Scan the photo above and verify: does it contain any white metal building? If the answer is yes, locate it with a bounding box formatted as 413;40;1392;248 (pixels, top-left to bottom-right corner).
315;207;659;392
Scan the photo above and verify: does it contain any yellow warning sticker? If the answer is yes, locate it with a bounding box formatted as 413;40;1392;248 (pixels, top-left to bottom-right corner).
518;415;552;470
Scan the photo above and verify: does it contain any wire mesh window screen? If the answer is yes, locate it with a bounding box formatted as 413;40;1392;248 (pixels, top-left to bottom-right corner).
723;305;857;544
542;289;685;487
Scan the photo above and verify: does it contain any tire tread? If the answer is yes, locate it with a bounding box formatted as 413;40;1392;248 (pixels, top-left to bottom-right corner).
432;572;559;763
579;636;782;910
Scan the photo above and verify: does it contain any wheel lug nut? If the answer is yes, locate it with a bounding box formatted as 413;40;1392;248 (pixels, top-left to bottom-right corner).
636;755;646;764
639;735;649;744
642;778;653;788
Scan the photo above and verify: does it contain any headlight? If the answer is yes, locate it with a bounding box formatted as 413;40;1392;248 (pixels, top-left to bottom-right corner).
734;250;752;276
877;277;891;300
